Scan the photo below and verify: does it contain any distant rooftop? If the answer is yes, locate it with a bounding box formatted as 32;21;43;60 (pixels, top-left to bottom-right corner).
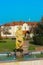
1;21;38;26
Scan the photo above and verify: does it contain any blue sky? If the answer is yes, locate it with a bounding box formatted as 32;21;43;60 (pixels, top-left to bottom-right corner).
0;0;43;24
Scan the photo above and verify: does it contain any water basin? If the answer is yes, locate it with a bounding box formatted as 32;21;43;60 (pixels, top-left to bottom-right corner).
0;52;43;62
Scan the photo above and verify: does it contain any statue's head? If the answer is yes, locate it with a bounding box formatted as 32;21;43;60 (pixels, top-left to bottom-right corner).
18;26;22;30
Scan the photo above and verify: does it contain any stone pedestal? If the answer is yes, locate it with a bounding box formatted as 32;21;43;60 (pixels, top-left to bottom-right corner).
16;51;23;58
22;41;29;54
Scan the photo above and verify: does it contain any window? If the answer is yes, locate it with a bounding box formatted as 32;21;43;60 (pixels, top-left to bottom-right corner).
9;26;11;29
3;26;11;35
24;26;26;30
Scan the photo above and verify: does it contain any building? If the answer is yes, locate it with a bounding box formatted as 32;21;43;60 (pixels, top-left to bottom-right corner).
1;22;38;38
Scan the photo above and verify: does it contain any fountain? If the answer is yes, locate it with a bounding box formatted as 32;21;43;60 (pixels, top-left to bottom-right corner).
0;26;43;65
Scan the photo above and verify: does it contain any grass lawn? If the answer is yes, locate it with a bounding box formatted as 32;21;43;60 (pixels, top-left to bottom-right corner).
28;38;43;50
0;38;16;52
0;38;43;52
28;43;43;51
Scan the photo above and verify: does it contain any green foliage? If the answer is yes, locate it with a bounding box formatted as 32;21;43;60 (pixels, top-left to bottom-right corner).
33;35;43;45
33;17;43;45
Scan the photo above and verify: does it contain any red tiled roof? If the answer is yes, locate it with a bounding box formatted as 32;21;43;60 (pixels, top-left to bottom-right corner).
27;22;38;26
2;21;38;26
12;22;24;25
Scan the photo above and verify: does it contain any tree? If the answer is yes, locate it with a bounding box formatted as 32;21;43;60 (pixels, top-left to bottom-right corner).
33;17;43;45
40;16;43;23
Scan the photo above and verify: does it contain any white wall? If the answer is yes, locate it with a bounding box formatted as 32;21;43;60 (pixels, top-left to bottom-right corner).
13;25;19;37
1;23;32;38
22;23;32;31
1;26;14;37
1;25;20;37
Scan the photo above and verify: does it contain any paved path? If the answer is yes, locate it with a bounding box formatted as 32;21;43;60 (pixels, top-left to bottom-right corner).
23;40;29;54
0;60;43;65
